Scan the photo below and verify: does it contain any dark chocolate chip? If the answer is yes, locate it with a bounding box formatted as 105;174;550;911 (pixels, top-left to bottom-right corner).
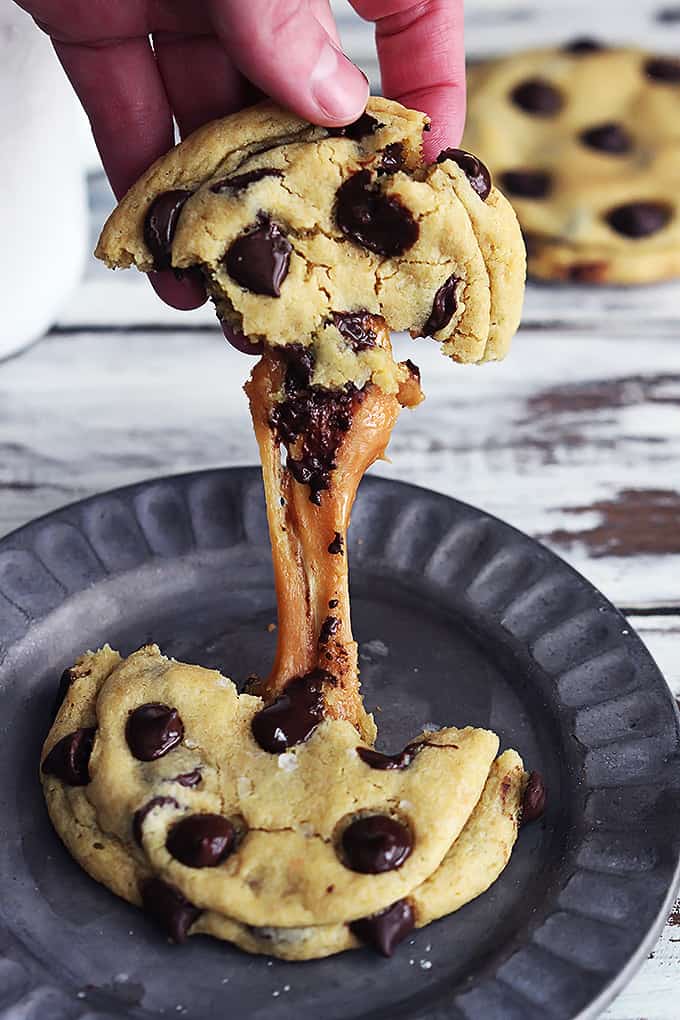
646;56;680;81
328;532;344;555
319;616;340;644
335;170;419;257
380;142;405;175
332;310;378;351
126;703;184;762
403;358;421;382
166;813;236;868
173;768;202;788
350;898;415;956
328;598;339;608
423;274;459;335
605;201;672;237
511;78;563;115
328;112;380;140
41;727;96;786
132;796;178;847
224;216;292;296
140;877;201;943
251;669;332;753
143;190;192;271
356;743;422;770
580;122;632;154
341;815;413;874
499;169;552;199
521;770;546;824
52;667;76;720
436;148;492;201
211;168;283;194
564;37;605;53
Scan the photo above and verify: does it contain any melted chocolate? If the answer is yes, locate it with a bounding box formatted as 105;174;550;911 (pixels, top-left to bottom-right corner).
126;703;184;762
511;78;563;115
380;142;405;175
606;201;672;237
424;274;459;335
403;358;421;382
132;796;178;847
328;113;380;140
436;148;492;201
166;813;236;867
211;168;283;194
41;727;96;786
646;56;680;82
500;169;552;199
328;598;339;608
173;768;202;788
52;667;77;720
521;770;546;824
328;532;344;555
356;742;422;770
341;815;413;873
332;310;378;351
580;123;632;154
251;669;332;753
350;898;415;956
140;878;201;943
335;170;419;257
224;216;292;296
143;190;192;270
319;616;340;644
271;346;360;504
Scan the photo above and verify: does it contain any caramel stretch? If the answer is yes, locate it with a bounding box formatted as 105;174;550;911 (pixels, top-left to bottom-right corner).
245;323;422;744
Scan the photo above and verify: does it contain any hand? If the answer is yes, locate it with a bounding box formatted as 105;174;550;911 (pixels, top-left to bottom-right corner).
17;0;465;314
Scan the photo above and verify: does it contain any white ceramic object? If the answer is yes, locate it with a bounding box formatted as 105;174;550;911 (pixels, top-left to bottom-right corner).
0;5;87;360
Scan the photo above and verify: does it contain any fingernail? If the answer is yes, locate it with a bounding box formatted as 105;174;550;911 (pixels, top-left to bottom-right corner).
311;41;370;123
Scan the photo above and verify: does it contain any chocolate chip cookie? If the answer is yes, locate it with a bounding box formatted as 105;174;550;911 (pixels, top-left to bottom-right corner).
96;97;525;367
42;645;527;959
464;44;680;283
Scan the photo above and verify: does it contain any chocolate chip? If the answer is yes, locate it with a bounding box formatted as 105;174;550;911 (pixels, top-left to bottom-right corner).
521;770;546;824
356;743;422;770
564;37;605;53
567;261;609;283
328;532;344;555
341;815;413;873
140;878;201;943
332;310;378;351
224;216;292;296
211;168;283;194
335;170;419;257
436;148;492;201
173;768;202;788
251;669;331;753
646;56;680;82
580;122;632;154
511;78;563;115
41;727;96;786
656;7;680;22
132;796;178;847
328;113;380;140
350;898;415;956
500;169;552;199
380;142;405;175
143;190;192;271
328;598;339;608
166;813;236;868
126;703;184;762
606;201;672;237
52;667;76;720
423;274;459;335
319;616;340;643
403;358;421;381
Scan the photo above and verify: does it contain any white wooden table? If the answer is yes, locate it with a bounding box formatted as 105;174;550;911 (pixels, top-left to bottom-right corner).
2;1;680;1016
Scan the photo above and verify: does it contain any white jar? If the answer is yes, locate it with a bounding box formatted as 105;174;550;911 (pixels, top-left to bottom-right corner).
0;4;87;360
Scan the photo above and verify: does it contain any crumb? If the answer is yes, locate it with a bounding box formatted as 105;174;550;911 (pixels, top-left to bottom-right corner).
268;623;277;633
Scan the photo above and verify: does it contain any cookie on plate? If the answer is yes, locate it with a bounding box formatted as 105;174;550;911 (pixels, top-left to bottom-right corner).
96;97;525;367
41;645;528;958
464;43;680;283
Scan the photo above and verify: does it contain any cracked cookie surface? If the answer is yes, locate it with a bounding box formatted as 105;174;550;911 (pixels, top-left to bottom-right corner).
464;44;680;283
96;97;525;369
